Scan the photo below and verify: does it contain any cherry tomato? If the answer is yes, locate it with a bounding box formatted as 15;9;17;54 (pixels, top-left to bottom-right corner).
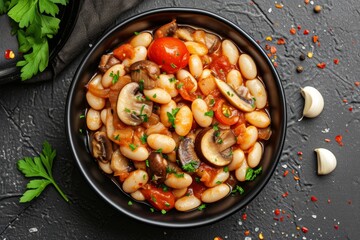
148;37;190;74
113;43;134;61
140;184;175;211
209;55;235;80
213;99;239;125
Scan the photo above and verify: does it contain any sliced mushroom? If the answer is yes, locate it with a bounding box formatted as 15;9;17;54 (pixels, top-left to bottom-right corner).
91;131;113;163
154;19;178;38
98;54;121;73
116;82;153;126
195;128;237;167
129;60;160;90
177;137;201;172
111;149;134;181
214;78;256;112
205;33;221;54
147;152;168;184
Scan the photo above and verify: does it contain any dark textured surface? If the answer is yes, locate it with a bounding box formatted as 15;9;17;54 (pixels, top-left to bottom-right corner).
1;0;359;239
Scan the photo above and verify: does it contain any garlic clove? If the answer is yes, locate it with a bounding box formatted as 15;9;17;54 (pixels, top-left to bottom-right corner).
301;86;324;118
314;148;337;175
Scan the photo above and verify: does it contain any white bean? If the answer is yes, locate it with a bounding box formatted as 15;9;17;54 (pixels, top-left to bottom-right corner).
102;64;125;88
175;195;202;212
172;188;188;199
222;39;240;65
122;46;147;67
100;109;107;125
98;161;113;174
246;79;267;109
184;41;208;56
130;190;146;201
164;173;192;189
238;54;257;80
247;142;263;168
122;169;148;193
143;88;171;104
120;145;149;161
130;32;153;47
147;134;176;153
239;126;258;150
226;69;243;90
86;108;102;131
176;69;197;92
235;159;248;182
175;105;193;136
156;74;178;97
245;110;271;128
189;54;203;78
145;122;168;136
201;184;230;203
86;91;105;110
228;148;245;171
191;99;213;127
205;169;230;188
160;100;177;127
200;69;212;79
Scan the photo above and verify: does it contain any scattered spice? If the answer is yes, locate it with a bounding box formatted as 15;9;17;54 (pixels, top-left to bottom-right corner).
303;29;310;35
314;5;322;13
296;65;304;73
282;192;289;198
349;107;353;112
325;138;331;142
277;38;286;45
297;151;303;156
335;135;344;146
283;170;289;177
299;54;306;61
334;225;339;230
265;36;273;41
242;213;247;221
333;58;339;64
307;52;313;58
290;27;296;35
258;232;264;240
274;208;281;216
273;62;279;68
312;35;319;43
297;25;302;30
214;237;223;240
275;3;284;9
4;49;15;59
304;0;309;4
311;196;318;202
355;81;360;87
244;230;250;236
270;46;277;54
294;176;300;181
301;226;309;233
317;62;326;69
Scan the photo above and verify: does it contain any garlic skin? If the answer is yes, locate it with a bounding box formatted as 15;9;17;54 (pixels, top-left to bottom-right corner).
301;86;324;118
314;148;337;175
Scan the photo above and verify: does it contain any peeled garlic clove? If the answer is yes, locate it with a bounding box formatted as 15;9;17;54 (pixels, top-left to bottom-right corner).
301;86;324;118
314;148;337;175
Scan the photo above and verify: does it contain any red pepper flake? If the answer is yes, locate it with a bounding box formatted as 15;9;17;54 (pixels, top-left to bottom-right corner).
348;199;352;205
280;216;284;222
317;62;326;69
274;208;281;216
273;62;278;68
297;25;302;30
343;99;348;103
301;226;309;233
282;192;289;198
311;196;318;202
333;58;339;64
275;3;284;9
242;213;247;221
277;38;286;45
312;35;319;43
214;237;223;240
290;28;296;35
4;49;15;59
293;176;300;181
244;230;250;236
270;46;277;54
324;138;331;142
328;198;331;204
335;135;344;146
297;151;303;156
265;44;271;50
283;170;289;177
303;29;310;35
349;107;353;112
334;225;339;230
304;0;309;4
355;81;360;87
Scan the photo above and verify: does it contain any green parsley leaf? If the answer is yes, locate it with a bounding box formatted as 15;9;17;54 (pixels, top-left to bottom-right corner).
152;93;157;98
174;172;184;178
17;141;69;203
209;99;215;107
150;208;155;212
168;77;177;83
216;180;222;184
161;209;167;214
167;108;180;128
110;70;120;84
176;82;184;89
164;201;170;207
166;167;177;174
223;166;229;173
245;166;263;181
182;160;198;172
134;31;140;35
197;204;206;211
140;134;147;144
129;143;137;151
128;200;133;206
155;148;163;153
79;114;85;119
139;79;144;92
145;159;150;167
231;185;245;195
114;135;120;140
213;123;219;131
204;110;214;117
170;63;177;69
124;108;131;113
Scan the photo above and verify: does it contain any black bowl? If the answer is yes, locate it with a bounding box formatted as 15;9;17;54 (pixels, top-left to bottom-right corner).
66;7;287;228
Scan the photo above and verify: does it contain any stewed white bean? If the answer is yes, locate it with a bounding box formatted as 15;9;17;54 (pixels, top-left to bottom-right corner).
175;105;193;136
130;190;146;201
122;169;149;193
204;169;230;188
228;148;245;171
120;145;149;161
222;39;239;65
246;79;267;109
144;88;171;104
245;110;271;128
98;161;113;174
238;53;257;80
164;173;192;189
239;125;258;150
235;158;248;182
156;74;178;97
130;32;153;47
102;64;125;88
175;195;202;212
160;100;177;127
86;91;105;110
184;41;208;56
172;188;188;199
201;184;231;203
191;98;213;127
176;69;197;92
226;69;243;90
86;108;102;131
147;133;176;153
189;54;203;78
247;141;263;168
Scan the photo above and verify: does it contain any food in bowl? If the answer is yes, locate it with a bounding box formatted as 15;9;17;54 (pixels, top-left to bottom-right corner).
84;19;272;213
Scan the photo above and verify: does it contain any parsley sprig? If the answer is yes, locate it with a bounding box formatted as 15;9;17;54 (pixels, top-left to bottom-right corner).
3;0;68;80
245;166;263;181
17;141;69;203
166;108;180;128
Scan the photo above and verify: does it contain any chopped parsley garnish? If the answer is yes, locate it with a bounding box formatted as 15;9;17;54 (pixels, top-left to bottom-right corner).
162;185;169;192
155;148;163;153
110;70;120;84
161;209;167;214
140;134;147;144
174;172;184;178
176;82;184;89
166;108;180;128
137;104;148;122
197;204;206;211
139;79;144;92
213;123;219;131
231;185;245;194
195;177;201;182
245;166;262;181
114;135;120;140
166;167;177;174
128;201;133;206
145;159;149;167
204;110;214;117
209;99;215;107
216;180;222;184
124;108;131;113
129;143;137;151
223;166;229;173
134;31;140;35
182;160;198;172
152;93;157;98
164;202;170;207
170;63;177;69
79;114;85;119
151;194;157;202
150;208;155;213
168;77;177;83
216;138;223;144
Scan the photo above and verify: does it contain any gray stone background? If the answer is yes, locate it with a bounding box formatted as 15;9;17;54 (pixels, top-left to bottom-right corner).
1;0;359;239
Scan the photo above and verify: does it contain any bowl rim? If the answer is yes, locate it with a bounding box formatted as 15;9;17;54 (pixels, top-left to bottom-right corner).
66;7;287;228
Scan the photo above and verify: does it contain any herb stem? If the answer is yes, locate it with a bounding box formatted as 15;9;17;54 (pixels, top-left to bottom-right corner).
50;179;69;203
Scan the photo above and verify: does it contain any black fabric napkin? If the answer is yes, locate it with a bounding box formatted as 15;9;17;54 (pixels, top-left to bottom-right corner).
28;0;143;83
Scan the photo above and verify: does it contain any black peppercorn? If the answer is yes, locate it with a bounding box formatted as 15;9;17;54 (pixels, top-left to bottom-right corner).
296;66;304;73
299;54;306;61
